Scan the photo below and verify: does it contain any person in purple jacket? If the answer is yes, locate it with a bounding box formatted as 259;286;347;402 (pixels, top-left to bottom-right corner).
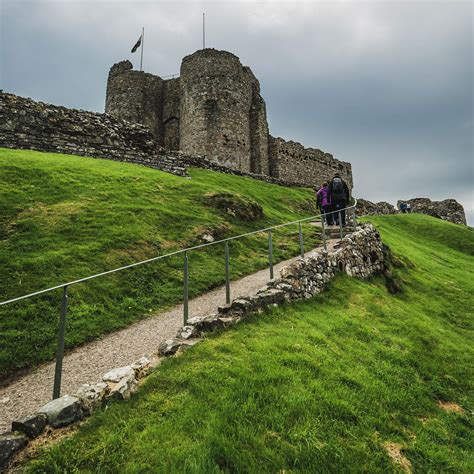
316;182;334;226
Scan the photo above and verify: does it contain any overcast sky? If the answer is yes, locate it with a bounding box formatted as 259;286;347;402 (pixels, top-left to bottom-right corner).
1;0;473;223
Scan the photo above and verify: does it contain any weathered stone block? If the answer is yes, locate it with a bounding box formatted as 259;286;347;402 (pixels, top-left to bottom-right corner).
11;413;47;439
186;314;224;331
76;382;109;413
158;339;183;356
177;325;199;340
0;432;28;469
131;356;152;378
39;395;83;428
107;373;138;401
102;366;134;383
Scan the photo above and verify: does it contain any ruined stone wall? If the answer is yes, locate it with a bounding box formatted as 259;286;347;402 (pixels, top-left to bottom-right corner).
179;49;254;171
268;136;353;190
398;198;467;225
105;61;164;143
0;92;170;169
356;199;397;216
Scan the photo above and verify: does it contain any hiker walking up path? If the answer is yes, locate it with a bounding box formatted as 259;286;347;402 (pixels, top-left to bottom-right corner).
0;240;338;434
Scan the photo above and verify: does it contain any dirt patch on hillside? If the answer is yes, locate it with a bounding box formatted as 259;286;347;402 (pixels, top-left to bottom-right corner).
438;401;464;413
383;442;412;473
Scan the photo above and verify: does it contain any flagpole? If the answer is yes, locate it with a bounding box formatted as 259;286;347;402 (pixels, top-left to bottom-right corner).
140;27;144;71
202;13;205;49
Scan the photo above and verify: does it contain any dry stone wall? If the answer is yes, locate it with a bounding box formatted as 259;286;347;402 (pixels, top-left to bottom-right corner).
161;223;386;354
1;224;386;469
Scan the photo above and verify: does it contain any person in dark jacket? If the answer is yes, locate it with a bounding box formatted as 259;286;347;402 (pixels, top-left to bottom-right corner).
316;182;334;225
329;173;350;226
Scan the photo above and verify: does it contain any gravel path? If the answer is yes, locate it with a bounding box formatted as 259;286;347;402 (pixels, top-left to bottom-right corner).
0;241;337;434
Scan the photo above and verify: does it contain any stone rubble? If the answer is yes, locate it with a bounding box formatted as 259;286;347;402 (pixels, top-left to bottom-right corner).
102;366;135;383
106;372;138;401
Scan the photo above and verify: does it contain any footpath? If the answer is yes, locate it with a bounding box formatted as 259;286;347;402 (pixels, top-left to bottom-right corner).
0;240;338;434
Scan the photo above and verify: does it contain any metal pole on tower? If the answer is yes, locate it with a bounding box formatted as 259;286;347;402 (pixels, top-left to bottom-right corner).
140;27;144;71
202;13;205;49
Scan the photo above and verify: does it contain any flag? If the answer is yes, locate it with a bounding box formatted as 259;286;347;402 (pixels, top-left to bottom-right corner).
131;35;142;53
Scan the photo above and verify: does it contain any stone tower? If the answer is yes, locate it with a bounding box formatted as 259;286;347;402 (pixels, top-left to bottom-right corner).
179;49;269;173
105;60;164;142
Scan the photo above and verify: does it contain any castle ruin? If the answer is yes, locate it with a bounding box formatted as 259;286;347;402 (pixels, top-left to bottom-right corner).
106;49;353;189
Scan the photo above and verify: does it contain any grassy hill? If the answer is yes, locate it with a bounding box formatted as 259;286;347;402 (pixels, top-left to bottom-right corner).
24;215;473;472
0;147;319;377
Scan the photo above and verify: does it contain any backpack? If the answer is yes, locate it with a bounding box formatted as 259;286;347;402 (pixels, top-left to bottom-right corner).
332;177;345;198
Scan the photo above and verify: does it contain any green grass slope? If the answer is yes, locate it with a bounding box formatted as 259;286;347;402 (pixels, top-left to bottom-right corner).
25;215;473;472
0;147;319;377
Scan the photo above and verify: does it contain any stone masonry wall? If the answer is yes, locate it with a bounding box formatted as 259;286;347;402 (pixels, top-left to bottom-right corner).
0;91;313;188
269;135;353;190
0;92;167;167
104;48;353;188
3;47;355;190
105;61;164;143
179;49;254;171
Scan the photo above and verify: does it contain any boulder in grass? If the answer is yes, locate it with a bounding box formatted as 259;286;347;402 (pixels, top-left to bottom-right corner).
39;395;83;428
0;432;28;470
11;413;47;439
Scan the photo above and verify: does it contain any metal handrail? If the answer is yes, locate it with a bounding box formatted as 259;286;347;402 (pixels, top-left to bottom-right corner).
0;200;357;307
1;198;357;398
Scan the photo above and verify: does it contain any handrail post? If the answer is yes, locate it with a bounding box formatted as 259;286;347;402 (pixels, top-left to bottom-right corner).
224;242;231;304
339;211;344;240
268;229;274;279
298;222;304;258
352;206;357;229
53;285;68;400
321;218;327;252
183;252;189;324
